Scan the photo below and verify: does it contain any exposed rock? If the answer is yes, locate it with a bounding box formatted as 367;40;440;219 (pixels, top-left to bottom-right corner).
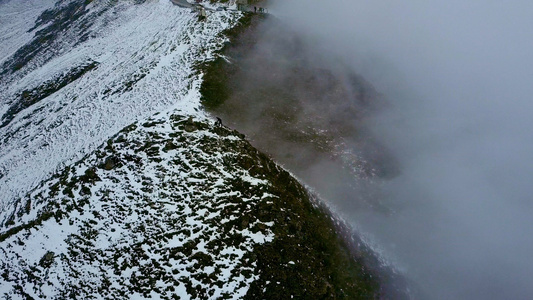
39;251;55;269
101;156;120;170
0;113;387;299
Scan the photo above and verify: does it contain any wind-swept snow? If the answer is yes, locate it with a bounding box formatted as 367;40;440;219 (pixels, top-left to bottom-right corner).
0;0;56;65
0;0;240;224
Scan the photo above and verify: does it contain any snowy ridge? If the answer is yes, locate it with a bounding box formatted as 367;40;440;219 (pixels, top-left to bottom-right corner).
0;0;241;224
0;113;276;299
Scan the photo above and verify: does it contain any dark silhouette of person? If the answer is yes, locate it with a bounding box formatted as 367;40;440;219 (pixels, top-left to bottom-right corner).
254;6;257;13
215;117;222;127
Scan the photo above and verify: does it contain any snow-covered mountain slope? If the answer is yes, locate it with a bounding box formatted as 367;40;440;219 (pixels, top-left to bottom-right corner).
0;113;380;299
0;0;239;225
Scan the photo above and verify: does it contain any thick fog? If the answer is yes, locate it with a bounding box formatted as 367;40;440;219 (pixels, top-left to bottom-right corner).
269;0;533;298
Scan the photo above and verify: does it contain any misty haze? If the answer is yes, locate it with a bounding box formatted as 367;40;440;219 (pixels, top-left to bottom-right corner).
264;0;533;298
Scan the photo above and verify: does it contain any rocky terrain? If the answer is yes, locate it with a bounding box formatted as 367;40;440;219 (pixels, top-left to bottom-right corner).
1;112;382;299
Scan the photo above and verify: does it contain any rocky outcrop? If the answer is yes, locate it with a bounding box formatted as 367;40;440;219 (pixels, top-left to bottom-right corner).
0;113;381;299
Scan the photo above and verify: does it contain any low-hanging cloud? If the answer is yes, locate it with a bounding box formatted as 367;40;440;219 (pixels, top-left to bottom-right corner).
269;0;533;298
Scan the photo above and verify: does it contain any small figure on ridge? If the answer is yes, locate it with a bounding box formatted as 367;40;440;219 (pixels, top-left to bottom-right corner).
215;117;223;127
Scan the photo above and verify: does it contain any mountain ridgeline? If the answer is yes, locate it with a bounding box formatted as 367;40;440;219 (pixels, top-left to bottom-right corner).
0;1;409;299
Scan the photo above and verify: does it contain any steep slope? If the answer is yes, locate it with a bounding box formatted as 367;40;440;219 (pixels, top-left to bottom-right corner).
199;13;413;298
200;14;398;215
0;113;380;299
0;0;239;223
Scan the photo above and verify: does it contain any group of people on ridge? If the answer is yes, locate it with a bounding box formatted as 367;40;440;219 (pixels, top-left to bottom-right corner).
253;6;266;13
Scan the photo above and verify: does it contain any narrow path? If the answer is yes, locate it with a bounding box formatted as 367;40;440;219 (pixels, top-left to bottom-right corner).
170;0;268;14
170;0;218;12
170;0;192;8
